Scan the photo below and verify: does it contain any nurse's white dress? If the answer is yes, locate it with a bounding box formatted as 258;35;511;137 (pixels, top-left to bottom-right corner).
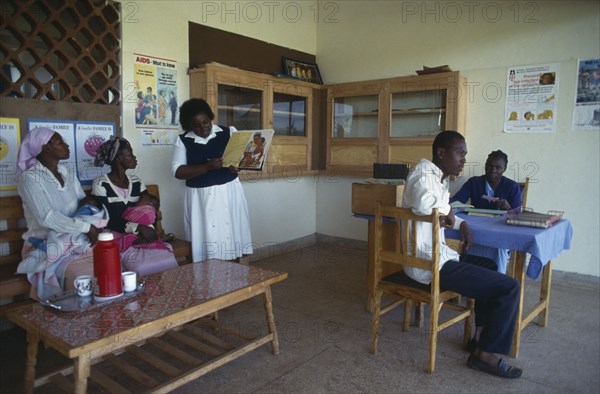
172;124;253;262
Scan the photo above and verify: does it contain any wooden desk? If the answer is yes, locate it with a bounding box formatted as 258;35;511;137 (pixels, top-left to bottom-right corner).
352;183;573;357
7;260;287;393
351;183;404;311
446;214;573;357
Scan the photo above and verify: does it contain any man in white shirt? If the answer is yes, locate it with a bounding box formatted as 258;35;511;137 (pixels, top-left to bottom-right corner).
402;130;522;379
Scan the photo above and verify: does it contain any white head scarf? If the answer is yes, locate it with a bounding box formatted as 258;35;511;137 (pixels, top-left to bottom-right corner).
15;127;57;181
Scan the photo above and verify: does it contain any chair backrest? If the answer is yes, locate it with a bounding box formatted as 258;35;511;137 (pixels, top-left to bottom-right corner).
374;202;440;288
518;177;530;209
145;184;165;237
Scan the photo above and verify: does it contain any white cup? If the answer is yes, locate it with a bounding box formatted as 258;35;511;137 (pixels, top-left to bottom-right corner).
74;275;93;297
122;271;137;292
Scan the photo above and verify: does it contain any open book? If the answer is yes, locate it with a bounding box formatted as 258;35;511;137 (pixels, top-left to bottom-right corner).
506;210;563;229
222;129;275;171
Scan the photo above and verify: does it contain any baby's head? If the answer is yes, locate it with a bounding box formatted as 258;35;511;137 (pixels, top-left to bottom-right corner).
79;195;102;209
137;193;159;210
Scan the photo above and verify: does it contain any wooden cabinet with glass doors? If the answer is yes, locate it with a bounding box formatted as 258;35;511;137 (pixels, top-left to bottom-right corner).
326;71;466;175
189;63;318;175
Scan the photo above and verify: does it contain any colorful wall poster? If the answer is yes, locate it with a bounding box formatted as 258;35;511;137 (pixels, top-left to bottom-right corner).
0;117;21;190
573;58;600;131
28;119;77;173
27;119;116;185
133;53;179;146
504;63;559;133
74;122;114;184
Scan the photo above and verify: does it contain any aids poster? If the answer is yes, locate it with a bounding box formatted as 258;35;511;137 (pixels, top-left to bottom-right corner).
133;54;179;146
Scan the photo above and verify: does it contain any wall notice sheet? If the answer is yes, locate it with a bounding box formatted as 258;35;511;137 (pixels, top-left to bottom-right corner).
573;58;600;131
133;53;179;146
28;119;115;185
504;63;559;133
0;117;20;190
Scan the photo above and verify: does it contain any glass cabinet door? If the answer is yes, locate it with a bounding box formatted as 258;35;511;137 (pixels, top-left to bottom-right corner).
390;90;446;137
217;84;262;130
273;92;306;136
332;95;379;138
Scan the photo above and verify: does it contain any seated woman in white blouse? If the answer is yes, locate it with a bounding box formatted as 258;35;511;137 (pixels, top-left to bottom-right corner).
15;127;101;300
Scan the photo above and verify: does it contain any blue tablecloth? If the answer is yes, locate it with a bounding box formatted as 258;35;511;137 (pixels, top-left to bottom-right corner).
445;214;573;280
354;213;573;280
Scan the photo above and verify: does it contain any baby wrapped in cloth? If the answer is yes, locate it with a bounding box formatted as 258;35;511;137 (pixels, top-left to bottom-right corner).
18;196;109;299
119;193;178;276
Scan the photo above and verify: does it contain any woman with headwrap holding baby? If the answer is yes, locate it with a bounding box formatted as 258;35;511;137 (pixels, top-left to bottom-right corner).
15;127;104;299
92;136;177;276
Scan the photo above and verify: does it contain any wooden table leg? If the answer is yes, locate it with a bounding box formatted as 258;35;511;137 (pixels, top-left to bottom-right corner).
263;286;280;355
510;251;526;358
538;260;553;326
73;352;91;394
24;330;39;394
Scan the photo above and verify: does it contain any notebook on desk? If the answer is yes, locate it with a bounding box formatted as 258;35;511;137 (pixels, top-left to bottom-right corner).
463;208;506;217
450;201;474;211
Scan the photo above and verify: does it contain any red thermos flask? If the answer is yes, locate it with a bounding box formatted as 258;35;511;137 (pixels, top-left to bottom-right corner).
94;232;123;298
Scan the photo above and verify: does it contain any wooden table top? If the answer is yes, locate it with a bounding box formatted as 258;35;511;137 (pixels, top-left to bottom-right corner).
8;260;287;357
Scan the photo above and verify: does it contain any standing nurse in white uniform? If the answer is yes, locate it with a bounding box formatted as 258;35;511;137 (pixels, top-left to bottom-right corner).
171;98;253;263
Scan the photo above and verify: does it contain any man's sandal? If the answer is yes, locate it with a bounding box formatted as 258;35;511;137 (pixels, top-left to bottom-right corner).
467;354;522;378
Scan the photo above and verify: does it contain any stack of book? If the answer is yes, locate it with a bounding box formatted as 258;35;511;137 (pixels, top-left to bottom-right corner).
464;207;506;217
506;210;564;229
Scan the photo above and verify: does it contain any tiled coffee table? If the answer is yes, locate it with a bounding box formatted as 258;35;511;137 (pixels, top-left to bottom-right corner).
8;260;287;393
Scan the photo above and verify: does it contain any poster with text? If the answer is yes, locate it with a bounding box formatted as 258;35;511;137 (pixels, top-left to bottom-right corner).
133;53;179;146
573;58;600;131
26;120;115;185
504;63;559;133
74;122;115;184
28;120;77;173
0;117;20;190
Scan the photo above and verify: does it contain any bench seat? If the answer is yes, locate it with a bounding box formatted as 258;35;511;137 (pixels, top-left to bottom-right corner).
0;184;191;316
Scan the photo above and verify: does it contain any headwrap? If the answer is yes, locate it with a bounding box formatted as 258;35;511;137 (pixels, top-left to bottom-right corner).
93;136;129;167
15;127;57;181
122;205;156;226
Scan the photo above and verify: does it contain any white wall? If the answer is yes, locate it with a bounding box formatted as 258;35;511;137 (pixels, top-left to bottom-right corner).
315;1;600;277
119;1;598;278
316;175;368;241
119;1;319;250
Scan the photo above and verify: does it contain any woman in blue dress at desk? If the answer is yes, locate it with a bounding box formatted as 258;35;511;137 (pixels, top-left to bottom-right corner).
450;150;522;273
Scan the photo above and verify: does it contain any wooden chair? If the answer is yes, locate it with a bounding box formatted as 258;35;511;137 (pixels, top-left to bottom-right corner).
518;177;530;209
370;203;473;374
145;184;192;265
